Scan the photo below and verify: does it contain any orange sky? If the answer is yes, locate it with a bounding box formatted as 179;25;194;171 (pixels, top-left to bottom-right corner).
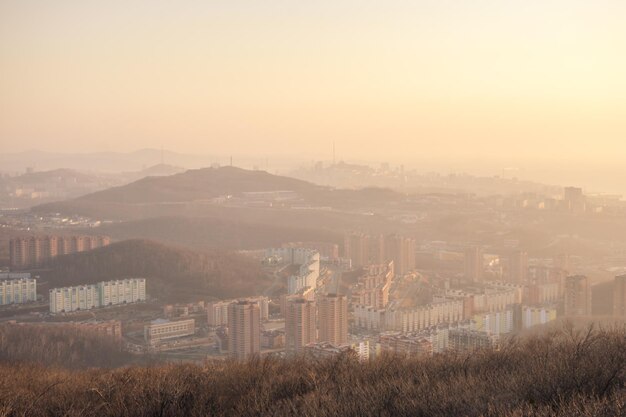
1;1;626;162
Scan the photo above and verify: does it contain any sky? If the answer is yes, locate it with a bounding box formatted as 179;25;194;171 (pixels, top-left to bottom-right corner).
1;1;626;169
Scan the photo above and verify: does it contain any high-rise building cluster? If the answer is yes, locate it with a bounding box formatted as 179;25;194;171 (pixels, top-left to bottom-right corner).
49;278;146;313
265;248;320;294
206;296;270;327
352;261;394;309
464;247;484;283
0;272;37;305
615;275;626;319
344;233;416;275
563;275;592;317
9;235;111;268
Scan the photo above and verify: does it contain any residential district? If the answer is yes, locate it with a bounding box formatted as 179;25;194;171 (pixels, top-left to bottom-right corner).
1;232;626;363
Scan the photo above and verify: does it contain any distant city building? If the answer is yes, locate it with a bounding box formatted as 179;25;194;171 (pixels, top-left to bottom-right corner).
317;293;348;345
285;298;317;352
163;301;205;318
344;233;415;275
563;187;586;212
207;300;232;327
282;241;339;261
384;299;465;333
464;247;484;283
379;332;433;357
228;300;261;361
352;261;394;309
49;278;146;313
144;318;195;345
265;248;320;294
207;296;269;327
9;235;110;269
384;235;416;276
508;251;528;284
564;275;591;317
261;329;285;349
472;309;515;337
0;273;37;305
344;232;371;268
522;306;557;329
448;329;493;352
613;275;626;318
304;342;357;359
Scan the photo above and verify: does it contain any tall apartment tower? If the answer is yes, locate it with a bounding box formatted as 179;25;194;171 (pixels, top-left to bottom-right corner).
614;275;626;318
509;251;528;284
564;275;592;317
464;247;484;283
317;293;348;345
227;300;261;361
344;233;370;268
369;234;386;265
385;235;416;276
285;298;317;352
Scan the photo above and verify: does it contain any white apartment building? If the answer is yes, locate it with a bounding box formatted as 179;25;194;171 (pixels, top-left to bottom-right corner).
49;278;146;313
207;300;231;327
386;299;465;333
49;284;99;313
522;306;557;329
266;247;320;294
0;273;37;305
355;299;464;333
100;278;146;306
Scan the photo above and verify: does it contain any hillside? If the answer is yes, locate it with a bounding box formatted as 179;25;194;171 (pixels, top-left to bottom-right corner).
0;323;130;369
75;166;321;204
32;166;407;223
39;239;268;301
1;325;624;416
4;168;100;184
95;216;342;250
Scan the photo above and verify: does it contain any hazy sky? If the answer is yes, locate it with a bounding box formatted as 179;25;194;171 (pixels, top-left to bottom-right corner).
1;1;626;163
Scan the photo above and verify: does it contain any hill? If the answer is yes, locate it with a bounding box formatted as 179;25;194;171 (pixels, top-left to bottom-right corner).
1;325;624;416
4;168;100;184
39;239;268;301
32;166;406;222
95;216;342;251
73;166;321;204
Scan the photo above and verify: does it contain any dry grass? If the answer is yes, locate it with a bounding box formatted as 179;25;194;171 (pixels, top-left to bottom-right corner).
0;324;624;416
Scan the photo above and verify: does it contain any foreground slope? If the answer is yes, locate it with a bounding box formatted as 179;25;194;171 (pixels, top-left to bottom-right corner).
0;326;624;417
40;239;268;301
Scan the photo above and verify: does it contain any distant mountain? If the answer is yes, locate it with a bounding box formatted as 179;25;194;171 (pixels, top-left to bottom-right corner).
134;163;185;177
39;239;268;301
0;149;217;173
5;168;101;184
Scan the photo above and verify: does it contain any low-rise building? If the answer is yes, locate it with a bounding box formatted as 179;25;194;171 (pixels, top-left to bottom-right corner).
144;318;195;345
449;329;493;352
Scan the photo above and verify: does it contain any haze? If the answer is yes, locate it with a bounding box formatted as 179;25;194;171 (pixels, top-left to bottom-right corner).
2;1;626;189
